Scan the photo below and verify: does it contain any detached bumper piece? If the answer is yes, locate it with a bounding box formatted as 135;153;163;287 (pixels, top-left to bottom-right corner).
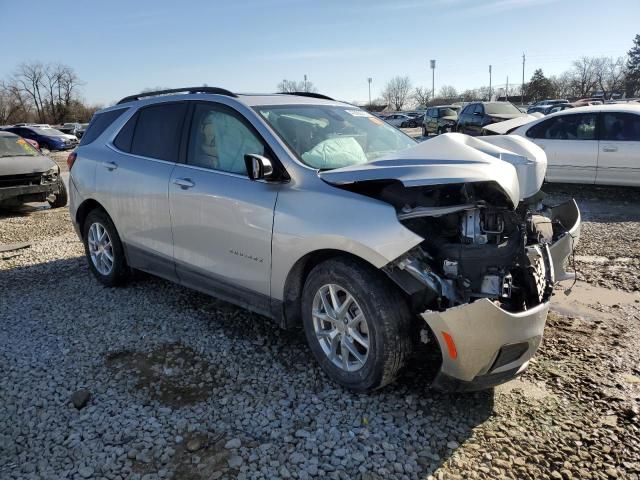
422;298;549;391
548;199;581;282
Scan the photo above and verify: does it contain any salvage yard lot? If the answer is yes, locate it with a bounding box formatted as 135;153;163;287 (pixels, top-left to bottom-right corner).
1;183;639;479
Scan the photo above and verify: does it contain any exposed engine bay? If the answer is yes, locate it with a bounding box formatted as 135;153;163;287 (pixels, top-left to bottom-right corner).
319;133;579;315
338;177;572;314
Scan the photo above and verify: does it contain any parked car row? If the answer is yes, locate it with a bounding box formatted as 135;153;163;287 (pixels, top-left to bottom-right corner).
1;124;79;151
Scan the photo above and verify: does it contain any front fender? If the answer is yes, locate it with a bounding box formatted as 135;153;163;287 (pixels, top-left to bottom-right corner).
270;184;423;301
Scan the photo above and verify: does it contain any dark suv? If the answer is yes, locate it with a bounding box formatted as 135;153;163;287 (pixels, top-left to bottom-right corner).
422;105;460;136
456;102;525;136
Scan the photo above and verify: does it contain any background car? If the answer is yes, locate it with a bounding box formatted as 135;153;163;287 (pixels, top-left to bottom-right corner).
59;122;84;137
456;102;525;135
0;131;67;208
510;104;640;186
527;103;573;115
384;113;414;128
528;99;569;110
2;125;78;151
422;105;460;136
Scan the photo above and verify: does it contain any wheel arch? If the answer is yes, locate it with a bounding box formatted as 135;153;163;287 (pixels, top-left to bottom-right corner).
280;249;397;329
75;198;112;238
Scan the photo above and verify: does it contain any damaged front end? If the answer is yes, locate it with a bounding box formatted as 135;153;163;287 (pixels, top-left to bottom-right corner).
320;133;581;390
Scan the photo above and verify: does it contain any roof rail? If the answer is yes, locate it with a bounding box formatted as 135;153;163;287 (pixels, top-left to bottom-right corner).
279;92;335;101
117;87;237;105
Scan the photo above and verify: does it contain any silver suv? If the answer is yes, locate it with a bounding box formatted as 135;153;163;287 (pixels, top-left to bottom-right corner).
68;87;581;392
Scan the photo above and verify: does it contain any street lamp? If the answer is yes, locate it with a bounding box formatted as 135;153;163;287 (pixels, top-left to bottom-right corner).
367;77;372;106
430;60;436;101
489;65;492;100
303;74;308;92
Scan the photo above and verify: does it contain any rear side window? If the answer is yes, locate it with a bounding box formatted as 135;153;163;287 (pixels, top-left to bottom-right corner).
113;112;138;152
602;112;640;141
130;103;187;161
79;108;127;146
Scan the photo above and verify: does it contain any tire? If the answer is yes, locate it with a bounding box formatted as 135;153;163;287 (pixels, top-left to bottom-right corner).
48;180;67;208
301;257;413;392
82;209;130;286
421;126;427;137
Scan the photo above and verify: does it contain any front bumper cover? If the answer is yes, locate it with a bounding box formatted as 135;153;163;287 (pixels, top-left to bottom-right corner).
0;182;60;202
423;299;550;391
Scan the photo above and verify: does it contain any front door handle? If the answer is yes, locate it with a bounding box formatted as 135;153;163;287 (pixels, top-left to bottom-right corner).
602;145;618;152
101;161;118;171
173;178;195;189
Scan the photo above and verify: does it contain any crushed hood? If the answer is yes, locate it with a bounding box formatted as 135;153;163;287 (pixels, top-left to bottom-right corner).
0;155;56;176
483;113;543;134
319;133;548;207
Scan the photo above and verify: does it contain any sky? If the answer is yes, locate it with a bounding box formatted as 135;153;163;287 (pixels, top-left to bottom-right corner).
1;0;638;106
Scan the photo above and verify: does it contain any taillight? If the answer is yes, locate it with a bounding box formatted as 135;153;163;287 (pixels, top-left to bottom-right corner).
67;152;77;170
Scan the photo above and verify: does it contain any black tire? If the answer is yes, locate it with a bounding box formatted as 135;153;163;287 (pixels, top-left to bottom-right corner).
82;209;130;286
421;126;427;137
301;257;413;392
48;180;67;208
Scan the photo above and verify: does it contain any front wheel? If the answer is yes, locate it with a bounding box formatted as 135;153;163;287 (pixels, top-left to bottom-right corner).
422;126;427;137
302;257;413;392
48;180;67;208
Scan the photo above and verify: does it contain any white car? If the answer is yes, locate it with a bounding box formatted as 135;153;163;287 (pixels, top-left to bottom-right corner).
384;113;414;128
510;104;640;186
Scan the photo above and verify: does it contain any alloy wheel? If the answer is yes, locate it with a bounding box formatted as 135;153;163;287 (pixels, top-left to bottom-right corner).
312;283;370;372
87;222;114;275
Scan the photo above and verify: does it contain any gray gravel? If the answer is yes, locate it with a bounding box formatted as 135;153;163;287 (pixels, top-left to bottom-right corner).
1;185;639;479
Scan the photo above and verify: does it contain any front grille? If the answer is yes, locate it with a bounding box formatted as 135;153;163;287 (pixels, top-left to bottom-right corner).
0;173;43;188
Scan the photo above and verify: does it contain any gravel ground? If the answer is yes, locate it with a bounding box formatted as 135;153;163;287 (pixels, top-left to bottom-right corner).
1;186;639;480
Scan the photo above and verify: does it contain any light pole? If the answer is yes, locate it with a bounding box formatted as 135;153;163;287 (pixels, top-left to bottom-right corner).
367;77;372;106
430;60;436;101
303;74;308;92
489;65;492;100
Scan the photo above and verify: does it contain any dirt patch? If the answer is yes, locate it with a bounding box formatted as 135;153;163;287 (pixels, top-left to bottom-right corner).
106;343;226;407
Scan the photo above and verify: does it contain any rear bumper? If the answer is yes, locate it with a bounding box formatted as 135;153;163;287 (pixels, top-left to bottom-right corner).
423;299;550;391
0;183;58;202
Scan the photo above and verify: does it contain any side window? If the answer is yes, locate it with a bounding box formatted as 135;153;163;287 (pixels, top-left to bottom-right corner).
602;112;640;141
130;103;187;161
474;104;484;115
528;113;597;140
79;108;127;146
113;112;138;152
427;109;435;117
187;104;265;175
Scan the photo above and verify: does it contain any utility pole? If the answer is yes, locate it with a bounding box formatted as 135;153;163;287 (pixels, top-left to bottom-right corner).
521;52;525;104
367;77;372;106
430;60;436;101
506;76;509;101
303;74;308;92
489;65;492;100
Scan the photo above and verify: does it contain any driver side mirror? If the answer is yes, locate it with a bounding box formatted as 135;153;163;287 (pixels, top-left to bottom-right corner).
244;154;274;181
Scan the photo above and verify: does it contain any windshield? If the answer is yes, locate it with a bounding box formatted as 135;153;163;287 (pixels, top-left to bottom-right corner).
0;135;40;157
485;103;521;115
439;108;458;117
31;127;66;136
255;105;416;170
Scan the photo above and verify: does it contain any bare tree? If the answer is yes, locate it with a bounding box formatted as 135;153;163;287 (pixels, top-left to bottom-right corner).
276;79;318;93
569;57;598;98
438;85;458;101
381;76;412;111
593;56;626;98
412;86;431;108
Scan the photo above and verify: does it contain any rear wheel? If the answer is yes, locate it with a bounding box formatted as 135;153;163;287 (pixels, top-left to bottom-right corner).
82;209;130;286
301;257;413;392
422;126;427;137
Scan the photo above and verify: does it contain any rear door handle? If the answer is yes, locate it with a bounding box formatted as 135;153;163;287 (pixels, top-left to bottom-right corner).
602;145;618;152
173;178;195;189
101;161;118;171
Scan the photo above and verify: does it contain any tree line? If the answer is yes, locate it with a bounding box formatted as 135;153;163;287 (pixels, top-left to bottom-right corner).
377;34;640;110
0;62;101;126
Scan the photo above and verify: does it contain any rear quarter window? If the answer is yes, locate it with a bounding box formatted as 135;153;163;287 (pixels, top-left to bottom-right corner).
79;108;128;145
